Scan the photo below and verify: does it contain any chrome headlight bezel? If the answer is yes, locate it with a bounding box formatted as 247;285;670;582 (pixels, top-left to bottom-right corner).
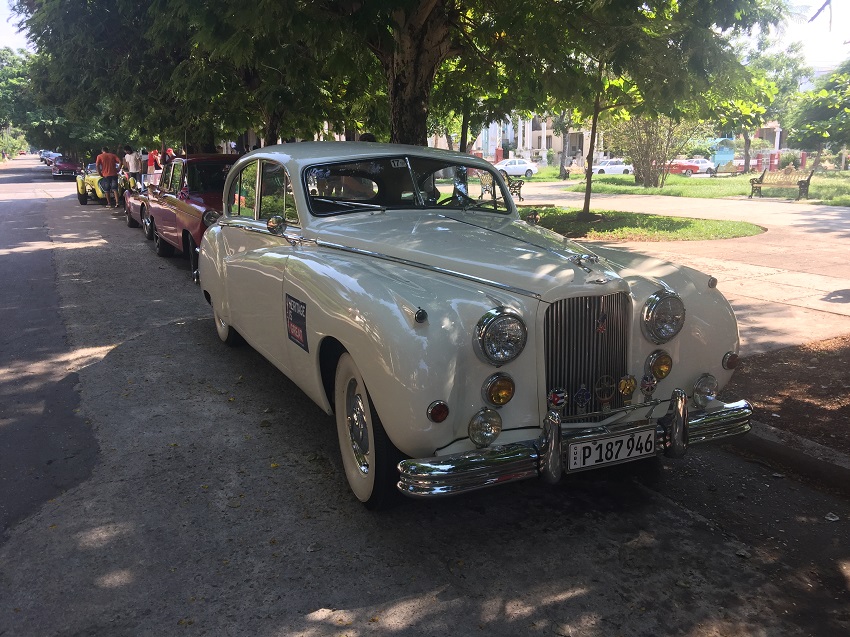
474;308;527;366
641;291;686;344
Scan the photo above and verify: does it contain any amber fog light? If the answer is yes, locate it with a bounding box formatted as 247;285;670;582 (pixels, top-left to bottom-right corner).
468;408;502;448
693;374;719;409
646;350;673;380
482;373;515;406
722;352;740;370
427;401;449;423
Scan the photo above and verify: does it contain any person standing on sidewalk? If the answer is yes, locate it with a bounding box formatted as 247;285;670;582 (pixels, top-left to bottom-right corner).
95;146;121;208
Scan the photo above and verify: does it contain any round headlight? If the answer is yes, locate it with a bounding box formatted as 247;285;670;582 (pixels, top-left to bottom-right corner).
693;374;718;409
647;350;673;380
474;309;527;366
482;373;515;406
642;292;686;344
202;209;221;227
468;408;502;448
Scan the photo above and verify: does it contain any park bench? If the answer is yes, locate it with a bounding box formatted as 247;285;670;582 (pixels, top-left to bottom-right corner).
479;172;494;198
712;161;741;177
749;166;815;200
507;176;524;201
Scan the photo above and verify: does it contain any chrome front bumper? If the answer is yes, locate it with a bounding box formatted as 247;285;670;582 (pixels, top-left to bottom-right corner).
397;389;752;498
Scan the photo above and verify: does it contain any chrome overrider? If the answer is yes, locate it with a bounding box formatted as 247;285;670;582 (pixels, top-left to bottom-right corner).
397;389;752;497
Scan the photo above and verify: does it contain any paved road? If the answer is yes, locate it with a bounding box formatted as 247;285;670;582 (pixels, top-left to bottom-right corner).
0;160;97;534
519;181;850;355
0;158;848;636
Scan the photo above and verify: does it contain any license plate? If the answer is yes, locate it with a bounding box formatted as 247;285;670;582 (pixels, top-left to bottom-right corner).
567;428;656;472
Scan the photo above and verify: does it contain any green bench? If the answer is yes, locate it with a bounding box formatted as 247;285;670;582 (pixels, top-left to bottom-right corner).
749;167;815;200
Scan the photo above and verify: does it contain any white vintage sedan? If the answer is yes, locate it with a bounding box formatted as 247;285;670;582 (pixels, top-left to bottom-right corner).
199;142;750;509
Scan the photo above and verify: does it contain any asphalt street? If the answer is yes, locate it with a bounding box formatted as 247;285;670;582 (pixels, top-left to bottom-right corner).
0;157;848;637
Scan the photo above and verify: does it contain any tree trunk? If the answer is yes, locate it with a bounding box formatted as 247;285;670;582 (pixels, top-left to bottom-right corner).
459;107;470;153
371;4;454;145
743;130;751;173
578;90;602;221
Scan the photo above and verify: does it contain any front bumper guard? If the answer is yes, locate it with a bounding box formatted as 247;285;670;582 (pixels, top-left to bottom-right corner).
397;389;752;498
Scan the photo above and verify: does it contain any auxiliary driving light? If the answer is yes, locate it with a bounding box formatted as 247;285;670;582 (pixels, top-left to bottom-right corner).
693;374;719;409
482;373;515;406
646;350;673;380
469;408;503;448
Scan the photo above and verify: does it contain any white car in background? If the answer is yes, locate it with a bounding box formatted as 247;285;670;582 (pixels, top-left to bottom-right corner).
591;158;633;175
689;158;716;174
493;157;539;178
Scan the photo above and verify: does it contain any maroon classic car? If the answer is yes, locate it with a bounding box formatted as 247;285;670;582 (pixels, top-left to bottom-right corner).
51;155;80;179
125;154;235;279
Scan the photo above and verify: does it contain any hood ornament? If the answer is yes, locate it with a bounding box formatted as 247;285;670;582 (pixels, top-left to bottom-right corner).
568;253;599;273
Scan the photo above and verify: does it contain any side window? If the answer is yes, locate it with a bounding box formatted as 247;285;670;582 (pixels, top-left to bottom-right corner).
226;161;257;217
169;161;184;193
259;161;298;224
158;164;172;190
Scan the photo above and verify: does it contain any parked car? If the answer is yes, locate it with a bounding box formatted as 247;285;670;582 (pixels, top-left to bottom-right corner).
51;155;80;179
18;150;26;155
666;159;700;176
76;163;126;205
198;142;751;509
591;158;633;175
493;157;538;178
41;151;60;166
133;154;235;278
689;158;716;175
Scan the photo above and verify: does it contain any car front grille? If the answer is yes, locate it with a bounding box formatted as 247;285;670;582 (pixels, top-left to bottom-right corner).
544;292;631;418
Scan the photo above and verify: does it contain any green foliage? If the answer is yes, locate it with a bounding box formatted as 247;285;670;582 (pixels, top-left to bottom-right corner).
787;61;850;152
517;207;763;242
779;151;800;168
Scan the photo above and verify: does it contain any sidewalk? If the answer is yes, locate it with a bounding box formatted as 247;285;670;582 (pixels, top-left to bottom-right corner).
519;181;850;491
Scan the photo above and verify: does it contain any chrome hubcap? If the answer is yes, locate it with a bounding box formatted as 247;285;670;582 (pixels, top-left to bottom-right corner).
346;380;370;475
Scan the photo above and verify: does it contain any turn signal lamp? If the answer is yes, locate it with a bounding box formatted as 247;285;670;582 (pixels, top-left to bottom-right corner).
482;373;515;407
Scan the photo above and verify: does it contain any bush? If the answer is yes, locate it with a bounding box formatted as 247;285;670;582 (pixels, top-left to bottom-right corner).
780;151;800;169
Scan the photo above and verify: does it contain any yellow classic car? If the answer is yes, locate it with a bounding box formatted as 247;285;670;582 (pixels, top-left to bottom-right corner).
76;163;128;205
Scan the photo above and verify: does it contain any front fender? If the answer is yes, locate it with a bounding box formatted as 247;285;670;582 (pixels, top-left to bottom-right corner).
285;250;541;458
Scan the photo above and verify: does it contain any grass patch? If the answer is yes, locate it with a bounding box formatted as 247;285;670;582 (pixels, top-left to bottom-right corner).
556;169;850;205
520;207;764;242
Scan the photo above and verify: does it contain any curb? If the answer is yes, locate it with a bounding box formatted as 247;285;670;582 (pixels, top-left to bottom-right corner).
730;420;850;496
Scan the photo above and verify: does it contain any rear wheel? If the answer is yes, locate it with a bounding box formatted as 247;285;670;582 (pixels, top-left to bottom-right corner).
684;169;693;177
125;198;139;227
334;353;401;510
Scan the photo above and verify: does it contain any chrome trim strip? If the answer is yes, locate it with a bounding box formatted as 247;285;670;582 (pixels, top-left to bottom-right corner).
317;240;541;299
397;391;752;498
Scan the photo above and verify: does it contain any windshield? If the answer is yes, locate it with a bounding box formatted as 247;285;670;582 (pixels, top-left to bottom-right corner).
304;155;512;216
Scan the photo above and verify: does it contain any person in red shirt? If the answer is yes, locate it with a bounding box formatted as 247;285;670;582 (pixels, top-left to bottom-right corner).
95;146;122;208
146;148;160;188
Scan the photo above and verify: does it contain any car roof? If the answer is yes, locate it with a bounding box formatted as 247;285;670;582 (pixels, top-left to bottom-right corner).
231;141;497;174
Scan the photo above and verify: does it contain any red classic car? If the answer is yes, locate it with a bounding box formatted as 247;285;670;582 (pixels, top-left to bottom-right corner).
125;154;235;279
51;155;80;179
665;159;700;176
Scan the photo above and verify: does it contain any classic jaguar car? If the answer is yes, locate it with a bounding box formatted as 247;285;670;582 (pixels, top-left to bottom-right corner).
129;155;235;277
198;142;751;509
76;163;125;205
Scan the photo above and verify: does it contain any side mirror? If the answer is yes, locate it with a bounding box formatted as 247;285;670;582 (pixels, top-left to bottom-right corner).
266;215;287;235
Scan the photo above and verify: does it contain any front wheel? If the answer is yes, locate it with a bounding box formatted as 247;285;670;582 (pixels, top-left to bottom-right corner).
77;192;88;205
153;221;175;257
597;169;605;174
186;235;198;282
141;206;154;240
524;169;533;178
213;304;243;346
623;169;630;175
334;353;401;510
499;169;508;178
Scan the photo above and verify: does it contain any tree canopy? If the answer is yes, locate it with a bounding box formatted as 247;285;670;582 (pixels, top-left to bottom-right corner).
6;0;793;154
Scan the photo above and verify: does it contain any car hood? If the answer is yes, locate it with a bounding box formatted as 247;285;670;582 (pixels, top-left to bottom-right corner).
310;211;632;302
